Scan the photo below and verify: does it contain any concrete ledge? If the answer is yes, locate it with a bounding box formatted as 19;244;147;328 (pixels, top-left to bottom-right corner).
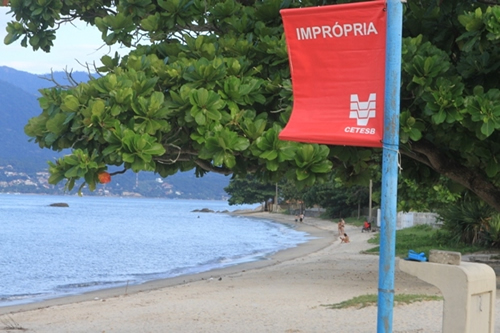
399;259;496;333
429;249;461;265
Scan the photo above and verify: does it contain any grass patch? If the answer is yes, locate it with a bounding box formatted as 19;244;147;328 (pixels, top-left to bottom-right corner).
364;224;487;258
322;293;443;309
344;216;365;227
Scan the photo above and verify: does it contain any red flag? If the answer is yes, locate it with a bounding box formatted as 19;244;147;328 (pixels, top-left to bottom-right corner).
279;1;387;148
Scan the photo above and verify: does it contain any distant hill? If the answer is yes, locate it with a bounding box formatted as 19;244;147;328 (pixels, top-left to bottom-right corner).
0;66;92;96
0;67;91;170
0;67;231;199
0;78;61;170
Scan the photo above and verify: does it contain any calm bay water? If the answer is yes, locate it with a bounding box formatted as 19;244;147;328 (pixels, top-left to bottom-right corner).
0;194;309;307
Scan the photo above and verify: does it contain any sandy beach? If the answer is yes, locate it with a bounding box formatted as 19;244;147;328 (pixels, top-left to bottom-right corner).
1;211;498;332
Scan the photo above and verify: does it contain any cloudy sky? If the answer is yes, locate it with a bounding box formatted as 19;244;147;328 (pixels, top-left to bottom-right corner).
0;7;128;74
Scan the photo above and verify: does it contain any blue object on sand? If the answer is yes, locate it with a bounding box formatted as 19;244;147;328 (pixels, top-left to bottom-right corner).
405;250;427;262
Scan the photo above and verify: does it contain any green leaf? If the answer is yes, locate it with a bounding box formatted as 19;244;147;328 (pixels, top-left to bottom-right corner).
260;150;278;160
223;153;236;168
296;169;309;181
296;145;314;167
409;128;423;141
206;108;222;121
48;172;64;185
4;32;20;45
486;159;499;177
266;159;279;171
232;137;250;151
45;113;67;135
310;161;332;173
423;57;434;75
91;99;106;118
64;166;80;178
432;110;446;124
141;13;160;31
144;142;166;156
61;95;80;112
190;88;209;106
194;110;206;125
481;120;495;137
213;151;224;166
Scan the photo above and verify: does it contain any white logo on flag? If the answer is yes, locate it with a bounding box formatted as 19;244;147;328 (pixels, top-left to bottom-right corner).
350;93;376;126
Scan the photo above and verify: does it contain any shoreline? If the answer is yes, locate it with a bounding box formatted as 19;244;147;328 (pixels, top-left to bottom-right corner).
4;211;496;332
0;211;334;316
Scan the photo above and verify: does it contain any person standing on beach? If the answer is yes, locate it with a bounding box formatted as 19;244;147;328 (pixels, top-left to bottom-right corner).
338;218;345;236
299;212;304;223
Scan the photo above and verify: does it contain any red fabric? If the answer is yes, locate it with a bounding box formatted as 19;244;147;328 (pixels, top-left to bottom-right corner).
279;1;387;148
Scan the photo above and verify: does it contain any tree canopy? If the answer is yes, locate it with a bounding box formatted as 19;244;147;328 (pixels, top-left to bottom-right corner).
5;0;500;212
223;175;276;207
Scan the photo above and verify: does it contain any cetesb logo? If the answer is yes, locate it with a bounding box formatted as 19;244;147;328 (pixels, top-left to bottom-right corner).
349;93;376;126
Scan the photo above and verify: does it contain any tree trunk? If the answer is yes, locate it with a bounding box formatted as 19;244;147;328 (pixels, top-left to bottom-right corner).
403;140;500;212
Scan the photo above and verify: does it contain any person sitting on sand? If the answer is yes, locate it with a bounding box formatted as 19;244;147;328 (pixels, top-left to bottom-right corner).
340;233;350;243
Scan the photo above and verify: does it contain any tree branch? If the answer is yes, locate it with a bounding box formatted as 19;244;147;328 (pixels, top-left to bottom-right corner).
193;159;233;175
109;169;127;176
476;0;500;5
153;149;234;175
402;140;500;212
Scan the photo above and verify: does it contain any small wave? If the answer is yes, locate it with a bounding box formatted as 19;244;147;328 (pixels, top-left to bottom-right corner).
194;251;272;270
0;292;46;302
127;252;273;282
56;280;127;291
0;292;52;307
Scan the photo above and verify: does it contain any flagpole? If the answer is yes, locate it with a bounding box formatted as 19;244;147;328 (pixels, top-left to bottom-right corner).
377;0;403;332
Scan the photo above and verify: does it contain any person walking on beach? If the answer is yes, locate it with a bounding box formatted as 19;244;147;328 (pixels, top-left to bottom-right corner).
299;212;304;223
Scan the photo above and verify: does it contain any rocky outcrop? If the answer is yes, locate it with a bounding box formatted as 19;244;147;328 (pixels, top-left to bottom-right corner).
192;208;215;213
49;202;69;207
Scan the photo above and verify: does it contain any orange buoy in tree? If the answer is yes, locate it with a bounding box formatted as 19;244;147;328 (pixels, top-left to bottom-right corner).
97;172;111;184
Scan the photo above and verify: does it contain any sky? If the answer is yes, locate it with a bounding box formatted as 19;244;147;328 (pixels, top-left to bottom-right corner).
0;7;128;74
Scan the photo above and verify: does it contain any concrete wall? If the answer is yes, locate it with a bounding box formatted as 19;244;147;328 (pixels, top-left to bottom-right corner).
396;211;440;230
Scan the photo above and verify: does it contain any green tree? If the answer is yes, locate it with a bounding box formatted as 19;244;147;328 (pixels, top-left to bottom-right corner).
398;1;500;212
12;0;332;194
397;177;463;213
5;0;500;212
224;175;275;210
278;178;305;212
302;182;367;219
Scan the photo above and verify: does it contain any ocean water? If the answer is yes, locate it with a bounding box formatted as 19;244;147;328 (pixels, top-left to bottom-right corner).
0;194;309;307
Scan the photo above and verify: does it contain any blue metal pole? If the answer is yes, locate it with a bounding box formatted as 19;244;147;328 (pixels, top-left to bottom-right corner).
377;0;403;332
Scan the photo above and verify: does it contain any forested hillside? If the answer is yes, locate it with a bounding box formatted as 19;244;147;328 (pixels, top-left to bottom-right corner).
0;78;59;170
0;67;230;199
